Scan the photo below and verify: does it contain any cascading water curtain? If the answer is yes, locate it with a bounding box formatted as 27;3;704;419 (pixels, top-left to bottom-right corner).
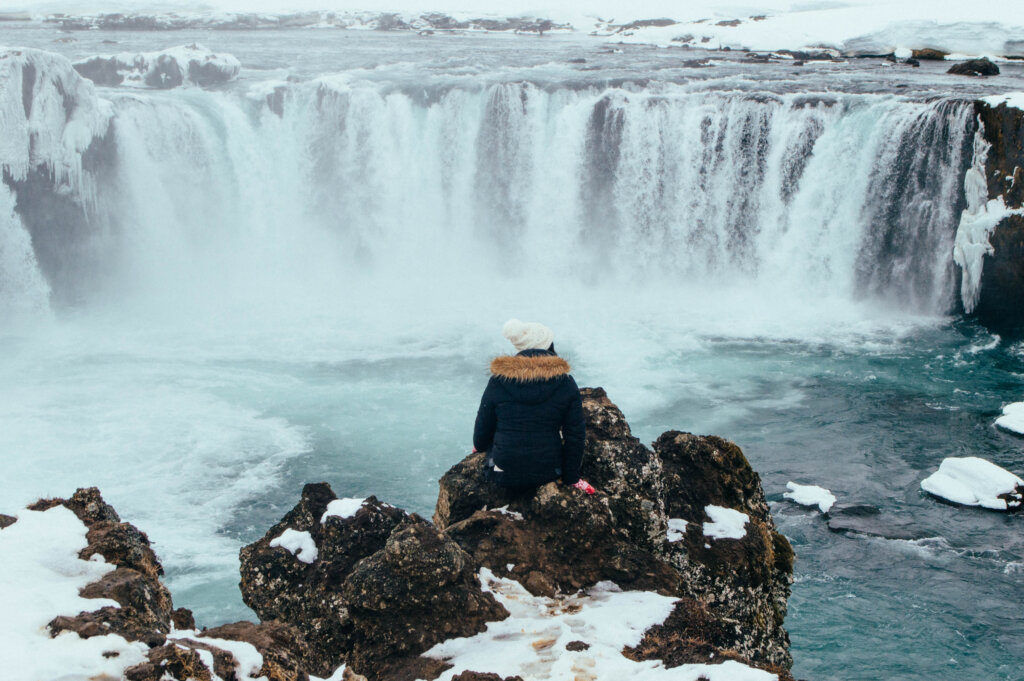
0;64;977;318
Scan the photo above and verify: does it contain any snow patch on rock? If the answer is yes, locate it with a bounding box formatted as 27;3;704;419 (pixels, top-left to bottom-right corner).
73;43;240;89
703;505;748;540
269;528;319;563
784;481;836;513
666;518;688;542
920;456;1024;510
983;93;1024;111
321;497;367;522
0;505;149;681
425;568;775;680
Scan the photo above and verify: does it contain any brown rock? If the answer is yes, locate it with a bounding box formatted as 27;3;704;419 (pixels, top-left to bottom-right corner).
342;516;508;678
912;48;948;60
201;620;312;681
0;514;16;529
124;644;212;681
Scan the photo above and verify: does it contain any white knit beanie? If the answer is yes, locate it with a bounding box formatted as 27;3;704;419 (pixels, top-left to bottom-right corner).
502;318;554;352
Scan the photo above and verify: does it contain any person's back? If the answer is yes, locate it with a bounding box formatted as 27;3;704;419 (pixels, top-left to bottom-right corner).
473;319;594;493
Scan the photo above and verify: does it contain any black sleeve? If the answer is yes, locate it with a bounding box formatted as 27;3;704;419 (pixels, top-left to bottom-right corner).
560;376;586;485
473;378;499;453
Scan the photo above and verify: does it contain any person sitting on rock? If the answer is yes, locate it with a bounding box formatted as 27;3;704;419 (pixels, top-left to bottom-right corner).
473;319;595;494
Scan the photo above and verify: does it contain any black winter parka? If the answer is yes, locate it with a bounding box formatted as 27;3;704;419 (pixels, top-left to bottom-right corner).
473;349;586;488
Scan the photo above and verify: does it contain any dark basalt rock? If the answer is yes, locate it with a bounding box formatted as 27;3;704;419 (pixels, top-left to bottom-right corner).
0;513;16;529
654;431;794;669
969;100;1024;336
73;56;124;85
239;484;506;679
342;517;508;678
826;504;928;539
947;58;999;76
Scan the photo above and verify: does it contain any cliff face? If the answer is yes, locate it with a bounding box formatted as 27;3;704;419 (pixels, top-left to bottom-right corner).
971;101;1024;335
5;387;795;681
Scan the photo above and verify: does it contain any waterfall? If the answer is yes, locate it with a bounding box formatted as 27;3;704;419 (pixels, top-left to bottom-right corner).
0;50;978;321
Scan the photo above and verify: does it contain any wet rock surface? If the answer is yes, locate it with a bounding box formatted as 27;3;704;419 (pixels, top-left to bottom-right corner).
971;100;1024;336
947;58;1000;77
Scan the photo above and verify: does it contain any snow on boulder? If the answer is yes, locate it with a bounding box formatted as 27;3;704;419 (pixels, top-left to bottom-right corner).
0;505;150;681
666;518;688;542
920;457;1024;511
73;43;241;89
783;482;836;513
320;497;367;522
269;528;319;563
995;401;1024;434
702;505;748;539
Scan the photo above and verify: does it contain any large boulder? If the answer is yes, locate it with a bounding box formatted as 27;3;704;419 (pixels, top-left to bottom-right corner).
655;432;794;669
239;483;506;679
947;58;999;76
436;388;794;671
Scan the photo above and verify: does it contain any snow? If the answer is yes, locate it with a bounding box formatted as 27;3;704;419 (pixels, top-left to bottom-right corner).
666;518;688;542
269;528;319;563
492;504;525;520
168;630;267;679
783;482;836;513
995;401;1024;434
983;93;1024;112
920;456;1024;511
7;1;1024;57
0;505;149;681
321;497;367;522
954;124;1024;314
425;568;776;680
702;505;748;540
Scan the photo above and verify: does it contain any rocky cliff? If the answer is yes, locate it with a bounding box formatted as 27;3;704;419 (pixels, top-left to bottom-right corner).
969;100;1024;335
3;387;795;681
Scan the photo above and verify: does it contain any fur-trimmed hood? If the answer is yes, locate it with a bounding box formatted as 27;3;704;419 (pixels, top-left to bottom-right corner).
490;354;571;383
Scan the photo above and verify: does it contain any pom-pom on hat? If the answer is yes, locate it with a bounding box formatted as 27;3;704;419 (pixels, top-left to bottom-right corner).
503;318;554;352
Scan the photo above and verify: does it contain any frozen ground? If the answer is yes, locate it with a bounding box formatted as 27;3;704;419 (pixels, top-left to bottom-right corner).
4;0;1024;58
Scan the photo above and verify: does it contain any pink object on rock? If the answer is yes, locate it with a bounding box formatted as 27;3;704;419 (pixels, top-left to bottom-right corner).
572;479;596;495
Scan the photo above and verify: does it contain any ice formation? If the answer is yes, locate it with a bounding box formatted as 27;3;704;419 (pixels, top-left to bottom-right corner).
953;122;1024;313
72;43;241;89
